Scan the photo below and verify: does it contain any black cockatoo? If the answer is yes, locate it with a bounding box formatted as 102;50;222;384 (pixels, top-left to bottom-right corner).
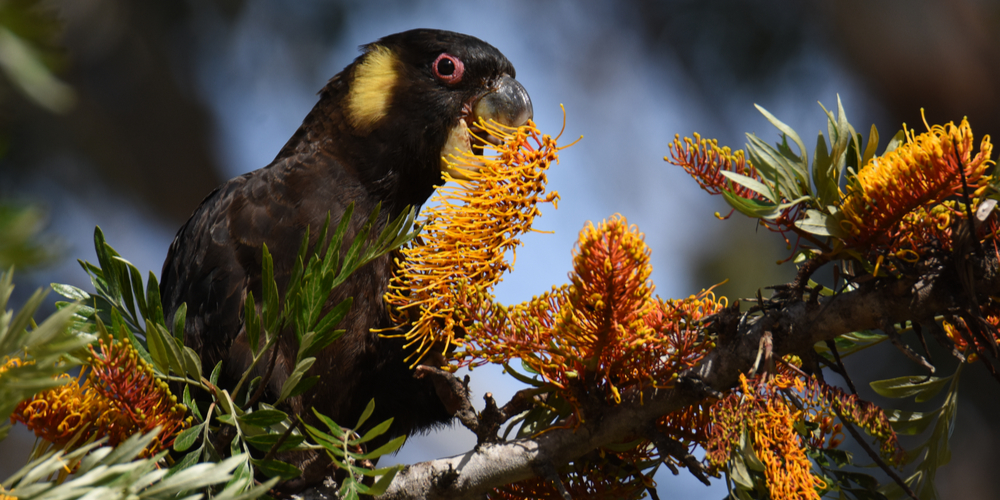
159;29;532;488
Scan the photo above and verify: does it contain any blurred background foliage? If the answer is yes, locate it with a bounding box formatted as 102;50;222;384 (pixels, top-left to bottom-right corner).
1;0;998;498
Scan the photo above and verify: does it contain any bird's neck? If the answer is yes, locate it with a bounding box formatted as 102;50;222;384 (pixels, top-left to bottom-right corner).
274;83;440;215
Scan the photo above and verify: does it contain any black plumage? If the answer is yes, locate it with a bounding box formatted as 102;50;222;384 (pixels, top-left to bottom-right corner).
159;29;532;488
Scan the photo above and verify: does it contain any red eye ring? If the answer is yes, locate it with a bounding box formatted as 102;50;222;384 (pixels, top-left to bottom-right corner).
433;53;464;84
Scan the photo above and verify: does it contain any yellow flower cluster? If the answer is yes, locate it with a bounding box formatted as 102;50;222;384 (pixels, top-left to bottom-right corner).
708;374;826;500
383;119;563;366
839;117;993;254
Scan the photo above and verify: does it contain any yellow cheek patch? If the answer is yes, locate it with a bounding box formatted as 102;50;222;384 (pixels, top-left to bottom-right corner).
346;45;398;133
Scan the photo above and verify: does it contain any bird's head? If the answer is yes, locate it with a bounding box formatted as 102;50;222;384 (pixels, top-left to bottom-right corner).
291;29;533;211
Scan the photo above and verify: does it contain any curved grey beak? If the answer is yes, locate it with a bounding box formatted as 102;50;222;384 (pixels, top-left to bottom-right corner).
440;74;533;180
473;74;533;128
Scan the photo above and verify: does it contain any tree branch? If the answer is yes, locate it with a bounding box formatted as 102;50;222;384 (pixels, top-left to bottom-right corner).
331;254;1000;500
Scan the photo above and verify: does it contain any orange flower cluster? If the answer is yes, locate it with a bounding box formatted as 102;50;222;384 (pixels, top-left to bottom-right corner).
814;381;902;463
665;133;803;235
707;374;826;500
384;119;562;365
11;337;190;457
942;311;1000;363
467;216;720;408
666;133;763;200
839;117;993;256
708;372;903;499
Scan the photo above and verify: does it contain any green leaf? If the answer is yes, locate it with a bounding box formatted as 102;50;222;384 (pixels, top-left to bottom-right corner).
861;124;880;167
244;433;306;453
886;408;940;436
210;360;223;386
745;133;805;199
278;357;315;403
719;170;777;202
238;409;289;428
354;417;393;445
50;283;90;302
245;292;261;355
172;302;187;342
311;407;346;439
261;243;279;334
869;375;951;402
156;323;186;376
314;297;351;336
883;129;906;155
252;458;302;480
182;345;202;380
168;446;203;477
183;384;204;422
145;317;171;374
755;103;808;173
173;423;203;452
146;271;166;327
287;375;320;399
366;466;403;496
811;131;839;207
794;208;846;238
720;190;780;219
356;399;376;429
358;434;406;460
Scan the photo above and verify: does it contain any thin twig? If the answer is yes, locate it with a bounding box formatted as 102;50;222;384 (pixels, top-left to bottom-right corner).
824;339;858;395
244;341;281;410
831;405;919;500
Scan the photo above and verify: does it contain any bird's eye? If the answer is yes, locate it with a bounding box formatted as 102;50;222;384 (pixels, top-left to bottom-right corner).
433;53;464;84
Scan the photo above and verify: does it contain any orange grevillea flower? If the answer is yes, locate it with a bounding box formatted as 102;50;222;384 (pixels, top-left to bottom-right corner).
11;338;190;457
383;119;564;365
466;216;720;407
942;310;1000;364
839;116;993;253
707;374;826;500
666;133;763;200
708;372;902;500
665;133;806;241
